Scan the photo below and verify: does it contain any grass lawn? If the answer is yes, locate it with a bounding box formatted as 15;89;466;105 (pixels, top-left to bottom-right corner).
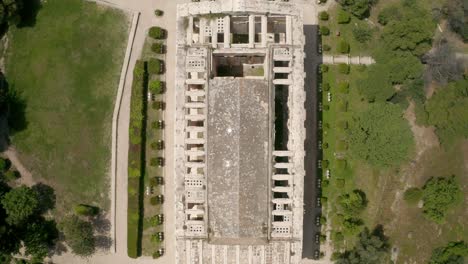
5;0;129;212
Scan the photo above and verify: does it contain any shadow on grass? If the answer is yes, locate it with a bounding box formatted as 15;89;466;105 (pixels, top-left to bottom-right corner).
17;0;42;28
0;73;28;151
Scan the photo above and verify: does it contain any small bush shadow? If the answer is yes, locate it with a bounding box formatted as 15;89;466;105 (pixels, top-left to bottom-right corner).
17;0;42;28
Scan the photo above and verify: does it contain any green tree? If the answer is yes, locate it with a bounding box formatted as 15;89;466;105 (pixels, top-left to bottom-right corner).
151;42;164;54
423;79;468;145
338;190;367;216
149;80;163;94
342;217;364;235
444;0;468;41
381;12;435;57
422;176;462;223
319;25;330;36
23;218;58;260
377;5;401;25
337;0;376;19
352;24;372;43
349;103;414;167
336;227;391;264
337;9;351;24
1;186;39;225
61;215;95;256
429;241;468;264
148;58;163;75
319;11;329;20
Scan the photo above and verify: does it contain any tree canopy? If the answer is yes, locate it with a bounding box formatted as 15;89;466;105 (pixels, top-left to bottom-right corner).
336;0;376;19
1;185;39;225
422;79;468;145
429;241;468;264
338;190;367;216
336;227;391;264
61;215;95;256
349;103;414;167
422;176;462;223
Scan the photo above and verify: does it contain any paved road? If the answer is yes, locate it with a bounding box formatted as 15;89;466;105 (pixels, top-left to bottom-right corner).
302;24;323;260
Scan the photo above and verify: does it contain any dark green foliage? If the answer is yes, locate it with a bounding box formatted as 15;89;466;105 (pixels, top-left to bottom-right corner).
61;215;95;256
0;158;9;172
322;160;329;168
385;53;423;84
342;217;364;235
1;186;39;225
149;80;163;94
348;103;413;167
422;79;468;145
23;218;58;260
0;0;23;26
337;0;376;19
151;42;164;54
422;176;462;223
338;189;367;216
323;82;330;91
381;9;435;57
154;9;163;16
403;187;422;205
3;170;19;181
74;204;99;216
338;64;350;74
319;11;329;20
429;241;468;264
378;5;401;25
320;25;330;36
149;26;166;39
444;0;468;41
148;58;163;75
357;64;394;102
31;183;56;214
337;9;351;24
337;40;350;54
336;227;391;264
320;64;329;73
333;232;344;242
352;24;372;43
323;44;331;51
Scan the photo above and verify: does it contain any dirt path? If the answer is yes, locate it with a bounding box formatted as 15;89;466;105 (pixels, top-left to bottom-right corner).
3;147;34;186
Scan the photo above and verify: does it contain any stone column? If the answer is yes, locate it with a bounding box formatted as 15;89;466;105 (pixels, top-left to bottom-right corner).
212;19;218;48
224;15;231;48
286;16;292;44
248;15;255;48
261;15;267;47
199;18;206;44
187;16;194;45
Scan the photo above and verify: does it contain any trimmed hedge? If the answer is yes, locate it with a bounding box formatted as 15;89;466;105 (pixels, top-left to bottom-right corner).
320;26;330;36
148;58;163;75
127;59;148;258
319;11;329;21
149;26;166;39
151;42;164;54
338;40;350;54
338;63;350;74
337;9;351;24
74;204;99;216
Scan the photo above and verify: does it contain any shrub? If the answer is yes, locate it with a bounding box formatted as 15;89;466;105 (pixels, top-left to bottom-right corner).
319;11;329;20
404;187;422;205
320;26;330;36
320;64;329;73
352;25;373;43
151;42;164;54
3;170;20;181
323;180;330;187
149;26;166;39
338;82;349;94
338;40;350;54
323;44;331;51
323;82;330;91
323;104;330;111
320;216;327;225
74;204;99;216
149;80;163;94
337;9;351;24
322;142;329;149
152;101;164;110
321;197;328;204
150;158;159;167
148;58;163;75
338;63;350;74
154;9;164;16
0;158;10;172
